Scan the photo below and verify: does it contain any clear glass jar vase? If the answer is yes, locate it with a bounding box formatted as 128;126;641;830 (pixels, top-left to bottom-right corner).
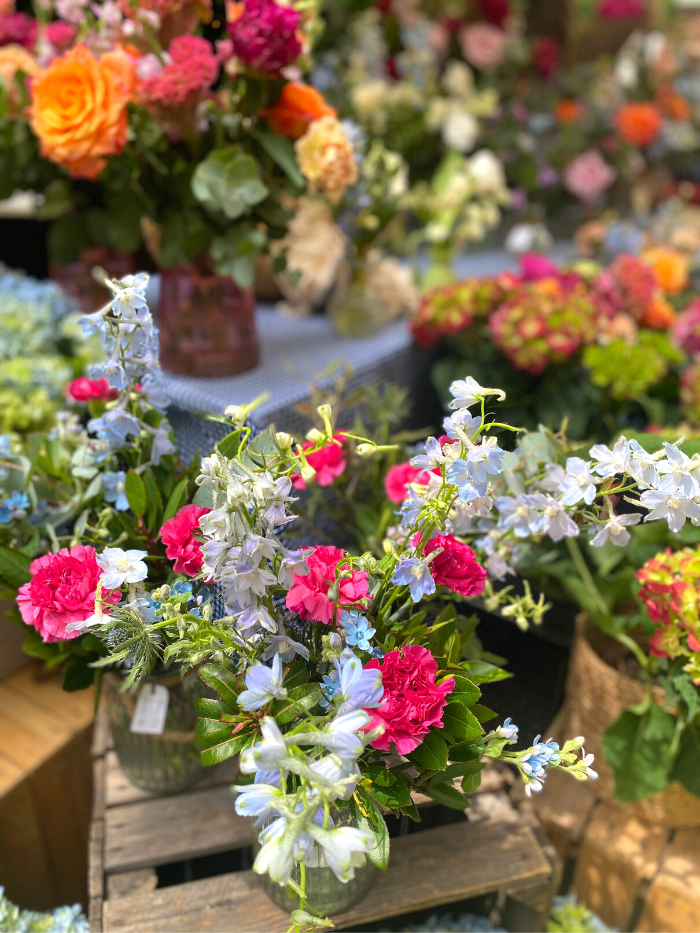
158;266;259;377
104;669;203;795
255;806;377;916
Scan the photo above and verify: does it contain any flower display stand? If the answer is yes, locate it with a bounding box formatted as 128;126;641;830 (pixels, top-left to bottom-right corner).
89;707;560;933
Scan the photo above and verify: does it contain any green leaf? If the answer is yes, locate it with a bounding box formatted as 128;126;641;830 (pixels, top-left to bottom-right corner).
448;738;485;762
142;469;163;527
251;128;305;187
442;703;483;741
217;430;242;459
472;705;498;724
352;792;390;870
461;771;483;794
429;761;485;785
464;661;511;684
125;470;146;517
271;683;323;724
283;661;310;690
407;730;448;771
424;782;469;810
192;147;268;220
198;726;252;766
162;477;189;524
0;545;32;590
602;704;676;802
448;675;480;707
62;656;95;692
670;724;700;798
365;765;412;808
198;664;241;710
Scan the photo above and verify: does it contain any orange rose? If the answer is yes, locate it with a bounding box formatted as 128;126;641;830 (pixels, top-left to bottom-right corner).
642;246;689;295
260;82;336;140
0;45;40;116
615;102;663;148
655;85;690;121
555;98;582;123
640;295;677;330
29;45;136;180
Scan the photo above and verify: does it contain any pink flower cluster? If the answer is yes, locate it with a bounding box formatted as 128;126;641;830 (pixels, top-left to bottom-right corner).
423;534;487;598
563;150;616;203
364;645;454;755
286;545;370;625
159;504;212;576
227;0;301;75
0;12;37;48
290;435;346;490
141;35;219;107
17;545;120;643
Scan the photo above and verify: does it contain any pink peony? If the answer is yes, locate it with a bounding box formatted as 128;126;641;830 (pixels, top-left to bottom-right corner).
384;462;428;504
563;150;616;203
66;376;117;403
672;299;700;357
0;12;37;48
364;645;454;755
290;435;346;490
459;22;507;70
16;545;119;643
227;0;301;75
44;20;77;51
599;0;642;18
141;35;218;107
286;545;370;625
159;504;212;576
422;534;487;598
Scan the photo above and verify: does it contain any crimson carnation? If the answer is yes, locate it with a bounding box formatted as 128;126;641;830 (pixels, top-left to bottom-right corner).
422;534;487;598
0;12;37;49
228;0;302;75
291;435;346;490
532;36;560;78
364;645;454;755
159;504;212;576
286;545;370;625
16;545;119;643
141;35;218;107
66;377;117;403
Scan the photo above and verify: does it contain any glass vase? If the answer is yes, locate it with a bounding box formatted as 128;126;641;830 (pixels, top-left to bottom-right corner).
255;807;377;916
104;669;203;795
50;249;136;313
158;267;259;377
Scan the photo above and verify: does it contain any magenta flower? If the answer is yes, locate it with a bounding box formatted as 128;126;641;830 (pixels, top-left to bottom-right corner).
599;0;642;18
227;0;302;75
159;504;212;577
286;546;370;625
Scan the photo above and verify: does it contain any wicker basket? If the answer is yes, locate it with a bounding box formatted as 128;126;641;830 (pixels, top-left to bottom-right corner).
564;616;700;828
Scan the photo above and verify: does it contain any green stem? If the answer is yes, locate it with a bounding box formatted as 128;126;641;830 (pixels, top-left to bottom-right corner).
565;537;610;622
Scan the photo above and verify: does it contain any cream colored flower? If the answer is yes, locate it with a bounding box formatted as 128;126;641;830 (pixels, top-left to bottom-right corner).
295;116;358;204
365;251;419;323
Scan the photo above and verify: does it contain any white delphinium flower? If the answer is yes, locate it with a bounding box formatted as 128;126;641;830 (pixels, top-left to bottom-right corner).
332;649;384;715
449;376;505;410
528;494;579;541
238;654;288;711
451;495;493;533
640;475;700;532
306;824;374;883
628;440;661;487
656;444;699;497
96;548;148;589
466;437;505;485
108;272;149;318
443;410;482;442
199;506;233;542
277;548;313;588
238;603;278;634
310;755;361;801
589;437;630;478
494;495;541;538
411;436;445;471
558;457;597;506
262;633;311;662
240;719;288;772
537;463;565;492
234;775;283;823
590;513;642;547
293;710;372;760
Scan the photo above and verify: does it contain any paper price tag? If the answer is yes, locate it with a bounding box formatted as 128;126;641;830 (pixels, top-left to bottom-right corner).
130;683;170;735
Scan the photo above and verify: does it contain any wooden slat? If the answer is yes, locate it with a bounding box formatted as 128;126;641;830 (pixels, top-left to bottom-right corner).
8;666;94;731
104;785;254;872
104;820;551;933
107;868;158;900
92;705;111;760
0;750;24;797
105;751;239;808
0;683;75;771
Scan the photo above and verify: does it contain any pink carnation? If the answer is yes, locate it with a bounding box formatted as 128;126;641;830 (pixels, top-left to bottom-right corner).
0;12;37;48
563;150;616;203
422;534;487;598
459;22;507;70
66;377;117;403
159;504;212;576
672;299;700;357
384;462;429;504
364;645;454;755
44;20;77;51
141;34;218;107
227;0;301;75
16;545;119;643
599;0;642;18
285;545;370;625
290;435;346;490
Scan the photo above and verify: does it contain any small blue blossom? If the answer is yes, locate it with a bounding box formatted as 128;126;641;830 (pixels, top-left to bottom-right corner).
411;436;444;471
102;471;129;511
0;490;29;523
88;409;141;448
497;718;519;744
392;557;436;603
447;459;488;502
320;672;339;709
466;442;504;486
400;486;426;524
340;610;376;652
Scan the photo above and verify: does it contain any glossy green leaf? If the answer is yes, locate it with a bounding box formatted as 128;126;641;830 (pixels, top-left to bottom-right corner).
464;661;511;684
423;782;468;809
352;792;390;870
218;430;242;459
251;128;305;187
429;761;485;785
442;703;483;741
198;663;241;709
0;545;32;590
125;470;146;517
448;738;485;762
271;683;323;724
162;477;189;524
461;771;483;794
602;704;676;802
670;724;700;798
448;675;480;707
472;705;498;724
407;730;448;771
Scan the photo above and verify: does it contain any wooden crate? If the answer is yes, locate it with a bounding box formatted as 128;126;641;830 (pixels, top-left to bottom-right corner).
90;709;560;933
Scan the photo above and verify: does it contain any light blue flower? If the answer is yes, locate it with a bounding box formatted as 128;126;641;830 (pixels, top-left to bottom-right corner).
447;459;488;502
411;436;444;471
89;358;128;391
392;557;436;603
88;409;141;448
341;611;376;652
320;672;339;709
238;654;288;711
443;410;482;441
400;486;426;524
0;490;29;523
466;443;504;485
497;718;519;745
102;471;129;511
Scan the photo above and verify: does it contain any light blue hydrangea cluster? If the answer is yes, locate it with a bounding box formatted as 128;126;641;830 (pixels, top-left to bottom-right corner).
0;888;88;933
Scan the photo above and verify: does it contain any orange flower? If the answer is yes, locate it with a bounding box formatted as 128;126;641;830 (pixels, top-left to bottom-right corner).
615;102;663;148
555;98;582;123
29;45;136;180
655;85;690;121
640;295;677;330
0;44;40;116
260;82;336;140
642;246;689;295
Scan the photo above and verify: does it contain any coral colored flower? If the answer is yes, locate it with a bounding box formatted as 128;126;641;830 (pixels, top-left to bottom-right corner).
290;435;346;490
459;22;507;70
563;150;616;203
640;296;676;330
364;645;454;755
66;377;117;403
285;546;370;625
532;36;560;78
44;21;78;52
16;545;119;643
608;254;658;320
227;0;301;75
384;462;429;504
159;504;212;576
295;116;358;204
141;35;218;108
0;43;39;113
259;82;336;140
642;247;689;296
616;102;663;148
599;0;642;17
672;299;700;356
555;98;582;123
422;534;487;597
0;12;37;49
29;45;135;179
656;84;690;121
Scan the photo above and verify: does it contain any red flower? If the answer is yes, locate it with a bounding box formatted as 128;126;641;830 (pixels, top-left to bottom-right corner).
0;12;37;49
532;36;560;78
384;462;428;504
159;504;212;576
475;0;509;28
44;21;78;51
285;545;370;625
66;377;117;403
227;0;302;75
16;545;119;643
364;645;454;755
291;435;346;490
141;35;219;108
422;534;487;597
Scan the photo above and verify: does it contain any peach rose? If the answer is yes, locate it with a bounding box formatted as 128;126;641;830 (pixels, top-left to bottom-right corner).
0;44;40;115
29;44;136;180
642;246;689;295
295;115;357;204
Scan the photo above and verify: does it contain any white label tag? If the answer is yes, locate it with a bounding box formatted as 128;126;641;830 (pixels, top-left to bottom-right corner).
129;683;170;735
